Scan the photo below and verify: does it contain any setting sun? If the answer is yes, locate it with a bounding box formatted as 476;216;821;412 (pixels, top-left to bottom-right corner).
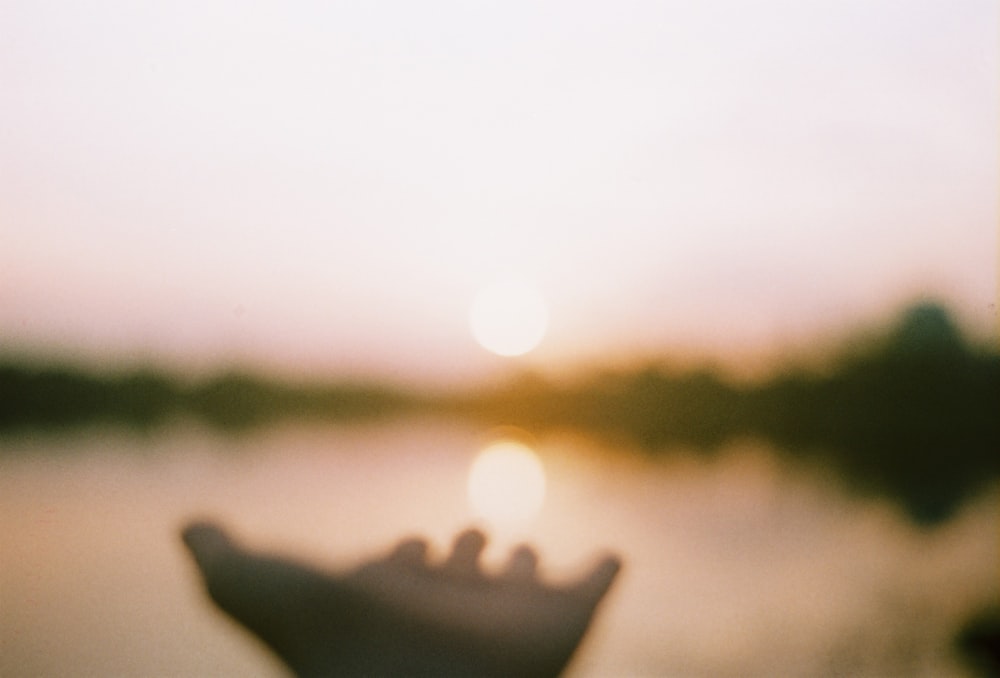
469;278;549;357
467;440;547;528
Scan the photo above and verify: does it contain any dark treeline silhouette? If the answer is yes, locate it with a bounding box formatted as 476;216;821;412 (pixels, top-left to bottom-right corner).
452;303;999;524
1;302;997;523
0;366;417;432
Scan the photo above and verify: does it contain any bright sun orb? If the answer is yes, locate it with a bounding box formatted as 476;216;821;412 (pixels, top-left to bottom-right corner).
469;278;549;356
467;441;547;528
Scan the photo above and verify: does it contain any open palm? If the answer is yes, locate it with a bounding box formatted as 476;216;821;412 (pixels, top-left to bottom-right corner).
182;521;621;677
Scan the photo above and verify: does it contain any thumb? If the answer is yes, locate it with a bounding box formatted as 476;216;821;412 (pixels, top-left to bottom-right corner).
182;520;236;575
573;553;622;608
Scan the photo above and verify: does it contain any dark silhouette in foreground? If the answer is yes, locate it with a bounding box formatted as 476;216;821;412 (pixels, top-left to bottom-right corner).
957;607;1000;678
182;521;621;677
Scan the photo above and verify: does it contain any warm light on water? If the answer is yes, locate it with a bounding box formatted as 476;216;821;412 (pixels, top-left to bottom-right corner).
467;440;547;528
0;422;995;676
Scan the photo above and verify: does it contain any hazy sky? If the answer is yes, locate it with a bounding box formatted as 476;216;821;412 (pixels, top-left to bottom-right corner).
2;1;996;385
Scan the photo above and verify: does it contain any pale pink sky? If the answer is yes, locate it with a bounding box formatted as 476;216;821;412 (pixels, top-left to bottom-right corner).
1;1;996;385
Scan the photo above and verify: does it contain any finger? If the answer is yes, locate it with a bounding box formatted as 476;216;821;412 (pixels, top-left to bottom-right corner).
572;554;622;605
387;537;429;567
181;521;235;575
442;528;487;575
501;544;539;581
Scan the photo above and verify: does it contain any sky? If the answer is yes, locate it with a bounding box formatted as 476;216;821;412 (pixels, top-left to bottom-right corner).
1;0;997;386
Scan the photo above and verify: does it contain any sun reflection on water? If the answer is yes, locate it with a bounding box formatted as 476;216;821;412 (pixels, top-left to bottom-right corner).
0;422;995;677
467;438;547;531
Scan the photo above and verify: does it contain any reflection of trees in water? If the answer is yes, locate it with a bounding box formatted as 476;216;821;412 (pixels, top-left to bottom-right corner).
1;302;997;525
465;303;999;525
756;303;997;524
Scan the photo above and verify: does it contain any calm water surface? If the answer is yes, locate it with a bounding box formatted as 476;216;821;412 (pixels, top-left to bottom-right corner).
1;417;996;677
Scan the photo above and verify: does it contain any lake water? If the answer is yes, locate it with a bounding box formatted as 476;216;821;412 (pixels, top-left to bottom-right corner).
1;417;996;677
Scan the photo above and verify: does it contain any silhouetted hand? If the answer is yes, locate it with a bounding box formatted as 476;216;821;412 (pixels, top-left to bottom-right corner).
182;521;621;678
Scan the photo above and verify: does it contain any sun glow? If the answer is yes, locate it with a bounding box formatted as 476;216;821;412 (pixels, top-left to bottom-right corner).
467;440;547;529
469;278;549;357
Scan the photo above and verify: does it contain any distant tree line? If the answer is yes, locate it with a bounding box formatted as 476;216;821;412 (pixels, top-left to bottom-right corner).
1;302;997;523
0;366;416;432
451;303;999;524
